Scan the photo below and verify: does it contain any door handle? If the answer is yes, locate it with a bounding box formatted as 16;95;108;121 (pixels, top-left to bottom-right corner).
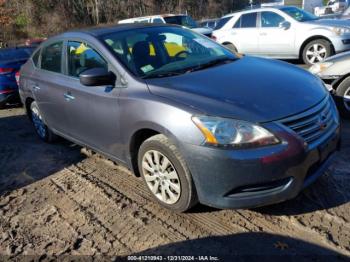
260;32;267;36
64;93;75;101
33;85;40;91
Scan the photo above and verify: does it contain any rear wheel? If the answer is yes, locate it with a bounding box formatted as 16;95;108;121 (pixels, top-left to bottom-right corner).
302;39;332;65
335;76;350;119
30;101;57;142
138;134;198;212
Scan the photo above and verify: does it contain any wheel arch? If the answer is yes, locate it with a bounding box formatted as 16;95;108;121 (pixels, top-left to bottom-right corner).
299;35;335;60
25;97;35;121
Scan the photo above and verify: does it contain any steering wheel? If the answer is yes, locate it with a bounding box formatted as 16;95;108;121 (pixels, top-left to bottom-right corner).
174;50;190;59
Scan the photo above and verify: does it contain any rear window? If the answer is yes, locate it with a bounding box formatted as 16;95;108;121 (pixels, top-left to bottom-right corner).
215;16;232;30
234;13;257;28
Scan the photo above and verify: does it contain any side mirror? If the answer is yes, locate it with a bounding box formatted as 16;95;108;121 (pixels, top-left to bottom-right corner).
79;67;116;87
279;21;291;30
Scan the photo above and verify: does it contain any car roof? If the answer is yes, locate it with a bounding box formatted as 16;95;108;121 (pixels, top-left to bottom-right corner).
222;6;286;18
59;23;179;38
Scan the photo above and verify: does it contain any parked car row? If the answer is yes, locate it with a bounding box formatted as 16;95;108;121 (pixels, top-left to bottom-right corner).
17;23;341;212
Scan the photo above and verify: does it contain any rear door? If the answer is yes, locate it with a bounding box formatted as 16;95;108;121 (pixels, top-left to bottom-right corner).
258;11;296;57
230;12;259;54
61;40;121;156
30;41;72;134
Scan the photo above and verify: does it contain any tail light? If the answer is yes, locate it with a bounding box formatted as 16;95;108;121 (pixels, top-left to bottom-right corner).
211;35;217;41
15;71;20;86
0;68;15;75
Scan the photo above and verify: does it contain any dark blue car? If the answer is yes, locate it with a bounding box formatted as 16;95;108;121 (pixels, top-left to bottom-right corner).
0;47;35;108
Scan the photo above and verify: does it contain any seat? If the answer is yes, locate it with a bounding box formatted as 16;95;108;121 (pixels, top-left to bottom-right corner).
132;41;157;74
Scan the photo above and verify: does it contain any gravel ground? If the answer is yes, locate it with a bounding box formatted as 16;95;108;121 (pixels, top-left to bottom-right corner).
0;107;349;261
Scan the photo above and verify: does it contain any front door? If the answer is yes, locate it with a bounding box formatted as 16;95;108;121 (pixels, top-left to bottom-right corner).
62;41;121;157
258;11;296;57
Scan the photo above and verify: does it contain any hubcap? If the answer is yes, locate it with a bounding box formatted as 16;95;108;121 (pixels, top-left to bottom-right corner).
31;106;46;138
344;87;350;112
306;44;327;64
142;150;181;205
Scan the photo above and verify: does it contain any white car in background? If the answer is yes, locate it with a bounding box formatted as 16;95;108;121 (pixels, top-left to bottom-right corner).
212;6;350;65
118;14;213;37
310;51;350;117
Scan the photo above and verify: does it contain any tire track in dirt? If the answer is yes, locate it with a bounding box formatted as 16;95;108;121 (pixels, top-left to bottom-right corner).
77;157;250;236
77;154;350;257
50;167;193;254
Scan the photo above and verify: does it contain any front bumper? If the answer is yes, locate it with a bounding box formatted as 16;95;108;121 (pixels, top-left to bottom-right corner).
180;125;341;209
330;35;350;53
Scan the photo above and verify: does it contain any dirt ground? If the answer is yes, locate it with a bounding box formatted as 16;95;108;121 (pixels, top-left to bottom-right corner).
0;107;349;261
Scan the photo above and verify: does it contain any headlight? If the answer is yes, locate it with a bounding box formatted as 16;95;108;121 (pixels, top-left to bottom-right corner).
309;62;333;75
192;116;280;148
332;27;350;35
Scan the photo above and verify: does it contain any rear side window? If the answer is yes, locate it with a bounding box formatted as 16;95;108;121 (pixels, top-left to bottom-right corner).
67;41;107;77
215;16;232;30
234;13;257;28
41;42;63;73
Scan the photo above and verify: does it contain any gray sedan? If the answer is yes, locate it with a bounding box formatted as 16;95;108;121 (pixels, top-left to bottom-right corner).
19;24;340;211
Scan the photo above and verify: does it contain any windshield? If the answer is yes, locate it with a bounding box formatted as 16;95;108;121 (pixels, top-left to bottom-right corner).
280;6;319;22
102;26;237;79
163;15;198;28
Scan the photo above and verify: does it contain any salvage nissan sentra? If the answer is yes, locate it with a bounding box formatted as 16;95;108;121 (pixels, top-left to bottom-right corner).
18;24;340;212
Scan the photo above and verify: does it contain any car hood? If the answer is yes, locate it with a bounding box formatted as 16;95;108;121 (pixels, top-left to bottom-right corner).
325;50;350;62
306;18;350;27
145;56;327;123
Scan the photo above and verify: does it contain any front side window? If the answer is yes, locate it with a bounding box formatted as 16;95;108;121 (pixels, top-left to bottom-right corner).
67;41;107;77
280;6;318;22
40;42;63;73
102;26;237;79
234;13;257;28
261;12;285;27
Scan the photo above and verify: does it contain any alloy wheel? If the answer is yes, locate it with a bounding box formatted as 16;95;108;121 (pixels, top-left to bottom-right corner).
343;86;350;112
142;150;181;205
31;106;46;139
305;44;327;64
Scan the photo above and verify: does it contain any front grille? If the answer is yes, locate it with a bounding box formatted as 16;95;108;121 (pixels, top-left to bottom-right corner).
279;97;337;145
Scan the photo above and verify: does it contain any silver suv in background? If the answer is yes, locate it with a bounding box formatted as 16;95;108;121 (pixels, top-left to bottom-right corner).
310;51;350;117
212;6;350;65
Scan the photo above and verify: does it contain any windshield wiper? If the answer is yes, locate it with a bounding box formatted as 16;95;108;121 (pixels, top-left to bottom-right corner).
142;70;187;79
186;58;237;73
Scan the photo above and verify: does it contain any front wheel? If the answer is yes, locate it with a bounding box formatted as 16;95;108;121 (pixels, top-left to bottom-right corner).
335;76;350;119
138;134;198;212
223;43;238;53
30;101;57;142
302;39;332;65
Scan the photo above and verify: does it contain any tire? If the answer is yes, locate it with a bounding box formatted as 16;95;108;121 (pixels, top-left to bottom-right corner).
138;134;198;212
224;43;238;53
30;101;57;142
302;39;333;65
335;76;350;119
